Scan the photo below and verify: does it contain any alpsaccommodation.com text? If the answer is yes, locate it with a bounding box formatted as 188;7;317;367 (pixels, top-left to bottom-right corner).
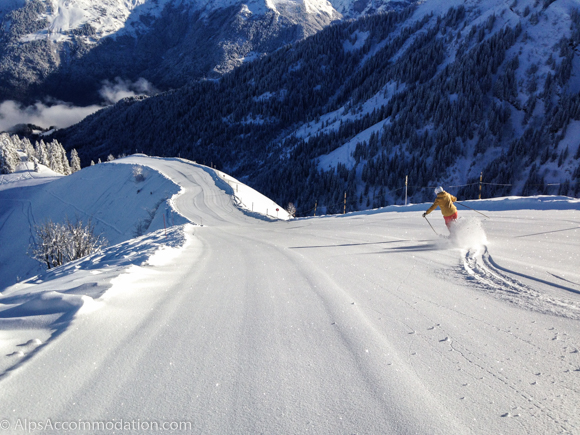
1;418;193;432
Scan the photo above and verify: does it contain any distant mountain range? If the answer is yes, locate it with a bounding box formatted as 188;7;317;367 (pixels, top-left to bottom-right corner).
0;0;413;105
51;0;580;216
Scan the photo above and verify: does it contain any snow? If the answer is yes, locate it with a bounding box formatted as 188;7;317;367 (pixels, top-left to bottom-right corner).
0;155;579;434
21;0;340;44
314;82;400;170
343;30;369;52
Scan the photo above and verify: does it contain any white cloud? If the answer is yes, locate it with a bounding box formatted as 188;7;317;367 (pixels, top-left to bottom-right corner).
99;77;159;104
0;77;159;132
0;100;103;132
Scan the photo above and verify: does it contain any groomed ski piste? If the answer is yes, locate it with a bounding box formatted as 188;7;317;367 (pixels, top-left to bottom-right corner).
0;155;579;434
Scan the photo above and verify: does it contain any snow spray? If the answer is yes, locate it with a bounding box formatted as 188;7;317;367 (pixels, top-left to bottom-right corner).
449;217;488;249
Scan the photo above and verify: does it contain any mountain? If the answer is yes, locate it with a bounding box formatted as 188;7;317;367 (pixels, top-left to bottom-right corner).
0;0;414;105
54;0;580;215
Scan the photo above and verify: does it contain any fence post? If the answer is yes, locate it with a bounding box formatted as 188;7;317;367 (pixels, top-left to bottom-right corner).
343;191;347;214
314;201;317;216
479;172;483;200
405;175;408;205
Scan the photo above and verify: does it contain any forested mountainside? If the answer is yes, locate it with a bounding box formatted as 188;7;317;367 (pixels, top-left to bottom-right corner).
57;0;580;216
0;0;414;105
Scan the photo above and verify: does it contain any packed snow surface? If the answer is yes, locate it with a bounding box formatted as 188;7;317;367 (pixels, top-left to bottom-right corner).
0;155;579;434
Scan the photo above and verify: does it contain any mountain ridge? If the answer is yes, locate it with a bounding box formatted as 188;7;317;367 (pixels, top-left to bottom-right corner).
54;0;580;215
0;0;413;104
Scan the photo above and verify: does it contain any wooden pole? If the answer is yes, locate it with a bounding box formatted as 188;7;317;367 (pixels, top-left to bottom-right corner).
314;201;317;216
405;175;408;205
479;172;482;200
343;191;347;214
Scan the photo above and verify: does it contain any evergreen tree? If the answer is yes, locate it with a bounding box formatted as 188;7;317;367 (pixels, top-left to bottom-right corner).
0;133;20;174
35;140;50;167
70;149;82;173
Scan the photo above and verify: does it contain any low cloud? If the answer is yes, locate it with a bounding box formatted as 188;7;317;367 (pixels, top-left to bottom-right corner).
99;77;159;104
0;100;102;132
0;77;158;132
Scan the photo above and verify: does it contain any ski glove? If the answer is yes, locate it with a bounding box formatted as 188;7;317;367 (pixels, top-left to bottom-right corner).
422;212;427;218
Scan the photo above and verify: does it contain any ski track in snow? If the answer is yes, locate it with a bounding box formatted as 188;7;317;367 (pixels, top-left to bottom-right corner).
0;156;579;434
462;245;580;320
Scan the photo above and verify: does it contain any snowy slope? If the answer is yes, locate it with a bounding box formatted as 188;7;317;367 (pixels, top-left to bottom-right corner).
0;159;187;289
0;155;288;289
0;155;579;434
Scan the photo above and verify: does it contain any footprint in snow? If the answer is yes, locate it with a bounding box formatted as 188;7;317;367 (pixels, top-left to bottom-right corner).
18;339;42;348
7;351;25;357
439;337;450;342
501;412;520;418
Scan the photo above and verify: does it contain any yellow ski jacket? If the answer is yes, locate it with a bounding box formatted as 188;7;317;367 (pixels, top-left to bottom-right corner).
425;191;457;217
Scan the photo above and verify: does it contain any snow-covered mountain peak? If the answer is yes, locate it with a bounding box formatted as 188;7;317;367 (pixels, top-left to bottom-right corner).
24;0;177;42
23;0;339;44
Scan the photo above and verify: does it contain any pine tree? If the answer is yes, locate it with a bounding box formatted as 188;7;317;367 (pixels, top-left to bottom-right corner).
0;133;20;174
35;140;50;167
22;137;36;164
70;149;81;173
47;141;63;174
55;141;72;175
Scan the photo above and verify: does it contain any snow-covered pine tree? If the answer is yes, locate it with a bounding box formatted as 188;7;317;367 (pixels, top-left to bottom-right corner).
47;140;62;174
70;149;81;173
54;140;71;175
0;133;20;174
35;140;50;168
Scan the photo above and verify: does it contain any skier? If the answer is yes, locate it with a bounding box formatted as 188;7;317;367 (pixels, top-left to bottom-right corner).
422;186;458;231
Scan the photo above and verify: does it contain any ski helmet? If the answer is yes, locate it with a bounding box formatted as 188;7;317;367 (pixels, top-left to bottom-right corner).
434;186;444;195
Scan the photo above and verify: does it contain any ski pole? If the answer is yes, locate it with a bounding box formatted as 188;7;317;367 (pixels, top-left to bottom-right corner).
456;202;490;219
423;215;439;236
